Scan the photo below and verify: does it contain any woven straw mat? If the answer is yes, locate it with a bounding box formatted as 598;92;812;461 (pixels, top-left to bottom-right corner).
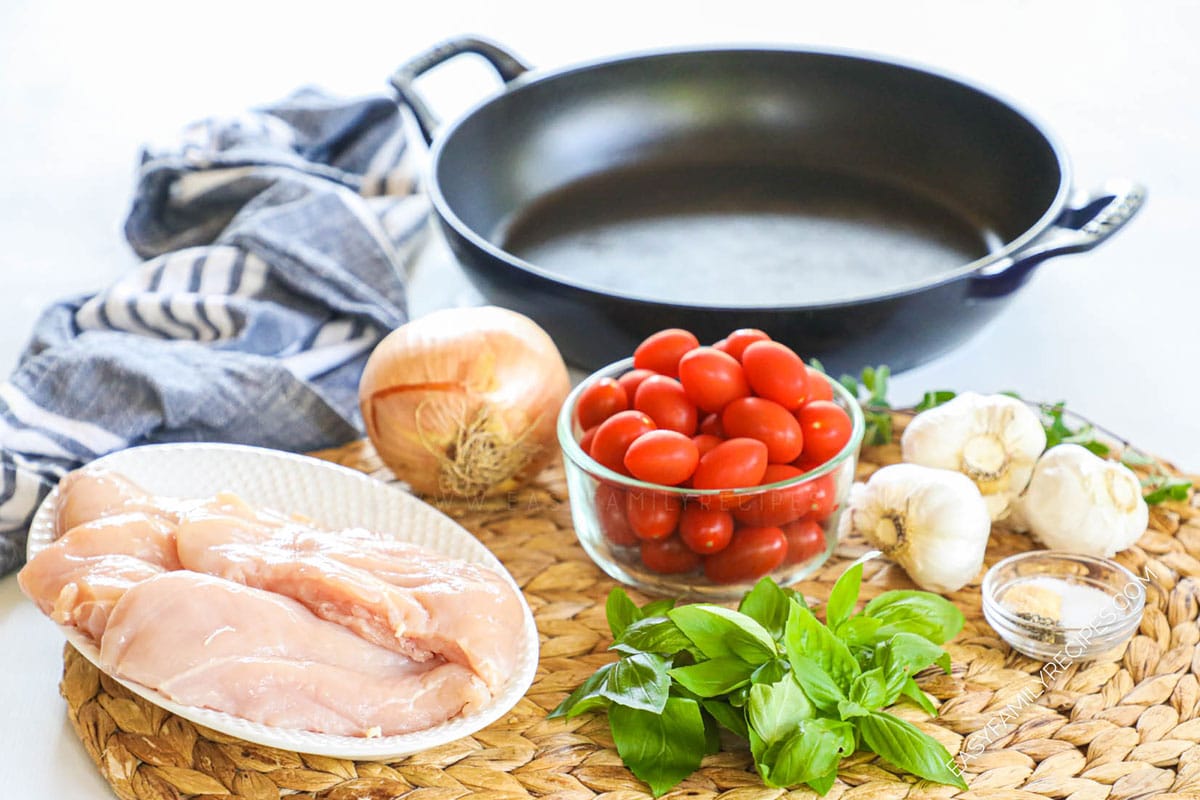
59;413;1200;800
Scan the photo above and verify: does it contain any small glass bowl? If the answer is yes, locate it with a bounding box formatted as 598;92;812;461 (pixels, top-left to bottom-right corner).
557;357;865;600
982;551;1145;661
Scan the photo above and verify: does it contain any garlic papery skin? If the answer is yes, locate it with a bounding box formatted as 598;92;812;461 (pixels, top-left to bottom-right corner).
1016;443;1148;557
901;392;1046;522
839;463;991;594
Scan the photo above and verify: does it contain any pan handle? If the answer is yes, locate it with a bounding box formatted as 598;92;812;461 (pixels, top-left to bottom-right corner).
969;180;1146;298
389;36;531;145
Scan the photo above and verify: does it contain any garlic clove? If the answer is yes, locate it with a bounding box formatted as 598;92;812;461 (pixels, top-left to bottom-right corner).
843;463;991;594
1016;443;1148;558
901;392;1046;522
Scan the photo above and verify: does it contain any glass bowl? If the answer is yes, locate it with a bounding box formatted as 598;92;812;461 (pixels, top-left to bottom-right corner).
982;551;1145;661
557;357;865;600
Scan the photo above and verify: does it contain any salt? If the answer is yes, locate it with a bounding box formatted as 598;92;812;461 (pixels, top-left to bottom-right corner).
1015;577;1120;628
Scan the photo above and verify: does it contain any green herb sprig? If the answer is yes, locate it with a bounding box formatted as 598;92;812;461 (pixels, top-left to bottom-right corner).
550;568;968;796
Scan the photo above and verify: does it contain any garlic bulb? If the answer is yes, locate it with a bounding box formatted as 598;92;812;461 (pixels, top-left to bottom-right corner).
1016;443;1148;557
901;392;1045;522
839;463;991;593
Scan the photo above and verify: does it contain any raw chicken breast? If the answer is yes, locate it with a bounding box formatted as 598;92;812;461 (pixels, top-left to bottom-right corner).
101;572;489;736
18;513;179;641
54;469;180;537
175;507;524;690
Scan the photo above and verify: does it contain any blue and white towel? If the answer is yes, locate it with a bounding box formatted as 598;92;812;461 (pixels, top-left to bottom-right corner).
0;89;429;575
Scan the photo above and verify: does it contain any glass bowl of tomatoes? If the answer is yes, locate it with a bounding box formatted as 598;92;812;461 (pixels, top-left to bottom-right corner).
557;328;865;599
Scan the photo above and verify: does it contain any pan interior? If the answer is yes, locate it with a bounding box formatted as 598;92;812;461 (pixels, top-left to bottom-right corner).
496;162;1000;306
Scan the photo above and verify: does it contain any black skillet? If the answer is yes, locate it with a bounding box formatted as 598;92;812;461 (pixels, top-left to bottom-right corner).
391;37;1144;373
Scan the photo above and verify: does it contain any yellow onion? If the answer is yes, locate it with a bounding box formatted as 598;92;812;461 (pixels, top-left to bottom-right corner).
359;306;570;498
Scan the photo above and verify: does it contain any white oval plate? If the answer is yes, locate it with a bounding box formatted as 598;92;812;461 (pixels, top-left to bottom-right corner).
27;443;539;760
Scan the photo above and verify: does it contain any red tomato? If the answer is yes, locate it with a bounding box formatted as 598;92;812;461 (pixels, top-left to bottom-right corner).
633;329;700;378
594;484;638;547
741;341;809;410
617;368;657;399
796;401;854;464
576;377;628;429
623;430;699;485
782;518;826;564
703;526;787;584
640;536;702;574
626;490;682;540
579;426;598;453
792;452;824;473
692;433;723;458
722;329;771;360
699;413;724;438
712;338;729;352
733;464;813;527
806;367;834;402
677;347;751;413
590;410;656;474
678;506;734;554
720;397;804;463
634;376;698;435
805;473;839;521
692;438;769;490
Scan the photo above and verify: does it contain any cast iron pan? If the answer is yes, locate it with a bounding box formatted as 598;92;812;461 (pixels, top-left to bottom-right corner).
392;37;1144;373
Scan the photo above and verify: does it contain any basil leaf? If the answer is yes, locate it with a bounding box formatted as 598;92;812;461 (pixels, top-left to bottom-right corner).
613;616;695;657
641;598;676;617
915;390;956;412
865;591;964;644
837;699;871;719
701;708;721;756
669;604;777;664
1144;476;1192;505
835;615;882;647
748;677;813;744
825;562;863;630
549;662;614;719
738;577;791;640
839;374;859;398
761;718;854;789
784;601;861;689
606;588;640;639
900;677;938;716
787;654;846;713
669;657;755;698
751;657;789;685
849;667;891;711
609;697;706;796
881;632;952;676
701;698;749;739
807;768;837;795
857;711;967;789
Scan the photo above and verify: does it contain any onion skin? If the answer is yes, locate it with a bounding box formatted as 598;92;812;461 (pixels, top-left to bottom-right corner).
359;307;570;498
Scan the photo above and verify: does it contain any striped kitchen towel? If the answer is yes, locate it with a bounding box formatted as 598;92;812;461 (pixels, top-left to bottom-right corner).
0;88;429;575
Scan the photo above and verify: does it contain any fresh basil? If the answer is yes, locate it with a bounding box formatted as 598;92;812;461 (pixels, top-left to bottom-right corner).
612;615;695;657
669;604;777;664
787;654;846;713
750;658;789;686
915;390;956;412
848;667;891;710
900;677;938;715
761;718;855;790
865;590;964;644
738;577;792;640
858;711;967;790
610;697;708;796
824;562;862;630
549;652;670;717
606;587;640;639
548;662;615;719
784;602;860;688
748;676;813;744
670;657;756;697
702;698;749;739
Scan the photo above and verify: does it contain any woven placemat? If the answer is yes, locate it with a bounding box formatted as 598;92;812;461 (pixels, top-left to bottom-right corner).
59;415;1200;800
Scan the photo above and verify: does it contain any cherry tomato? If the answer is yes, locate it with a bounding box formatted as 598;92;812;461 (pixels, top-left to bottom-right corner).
626;490;682;540
617;368;656;400
633;328;700;378
623;430;699;485
677;347;751;413
594;484;637;547
699;413;724;438
806;367;834;402
590;410;656;474
703;526;787;584
692;433;723;458
712;338;729;352
782;518;826;564
741;341;809;410
579;426;598;453
634;375;698;435
733;464;813;527
692;438;769;490
720;397;804;463
640;536;702;574
721;328;771;360
576;378;628;429
678;506;734;554
796;400;854;464
792;452;824;473
805;473;839;521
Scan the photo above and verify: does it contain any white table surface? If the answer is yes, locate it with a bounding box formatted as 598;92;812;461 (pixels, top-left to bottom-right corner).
2;0;1197;792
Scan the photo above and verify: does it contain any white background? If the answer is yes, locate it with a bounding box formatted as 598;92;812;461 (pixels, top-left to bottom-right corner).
1;0;1197;792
